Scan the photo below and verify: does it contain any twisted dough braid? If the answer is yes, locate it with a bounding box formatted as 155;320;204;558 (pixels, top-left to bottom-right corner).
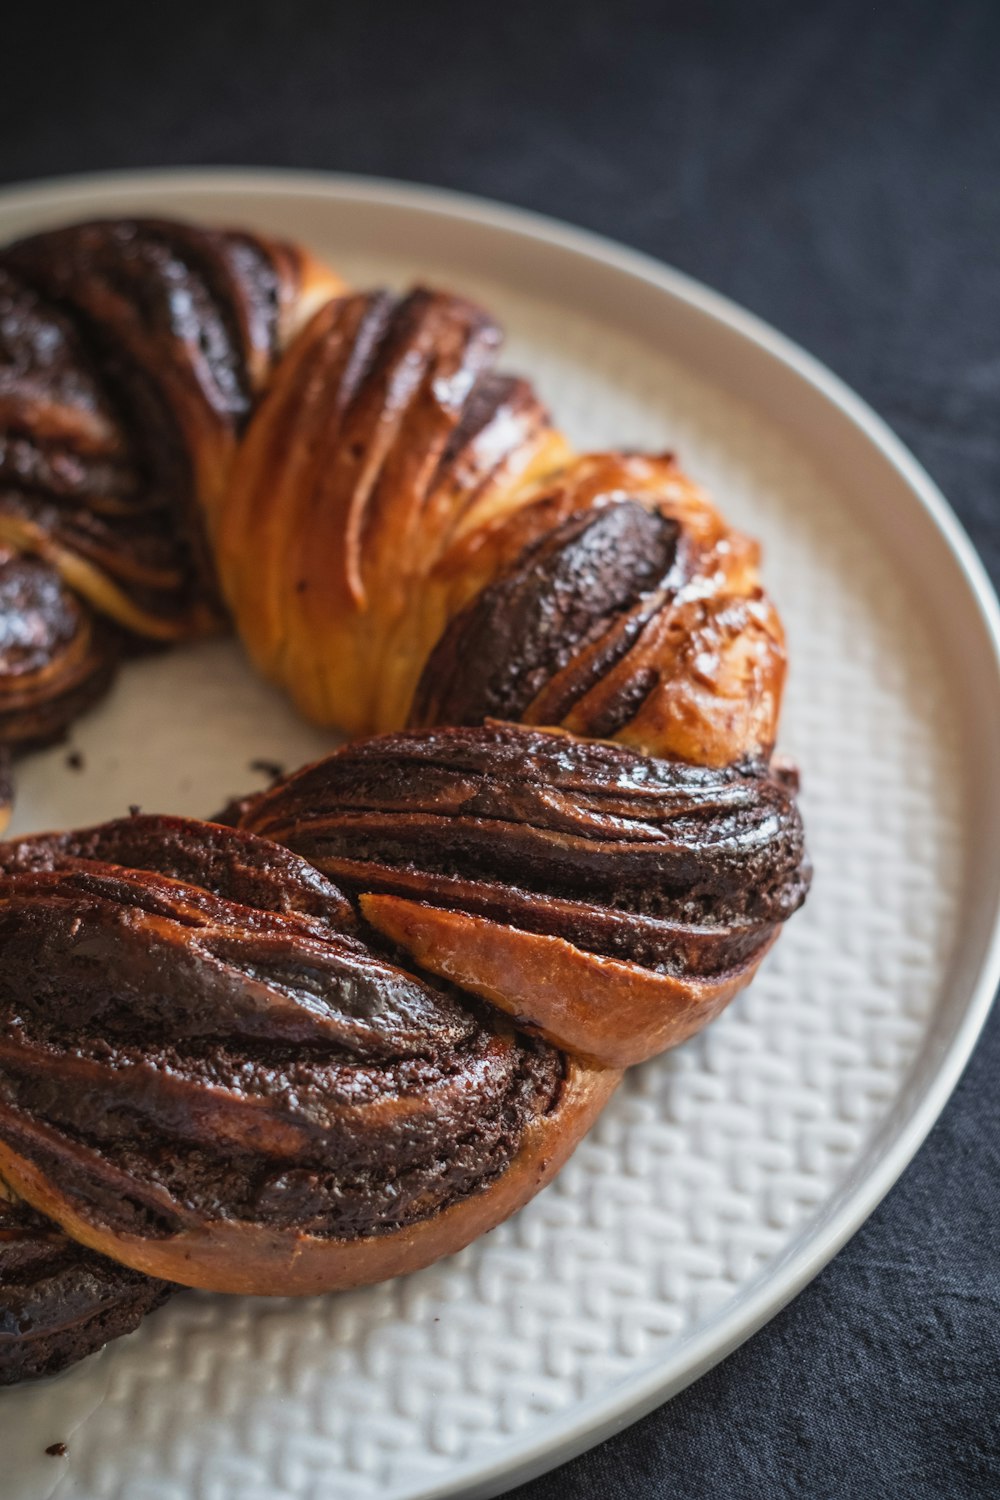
0;732;806;1294
0;218;809;1331
0;811;611;1293
217;290;785;761
243;723;808;1070
0;219;342;766
0;222;781;772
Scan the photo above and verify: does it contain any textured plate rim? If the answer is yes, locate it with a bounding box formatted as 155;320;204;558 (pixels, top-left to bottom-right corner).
1;167;998;1499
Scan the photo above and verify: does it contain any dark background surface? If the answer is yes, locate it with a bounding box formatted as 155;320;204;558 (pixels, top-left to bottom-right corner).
5;1;999;1494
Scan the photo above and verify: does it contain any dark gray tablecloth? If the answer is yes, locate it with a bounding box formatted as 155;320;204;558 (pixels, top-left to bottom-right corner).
4;2;998;1493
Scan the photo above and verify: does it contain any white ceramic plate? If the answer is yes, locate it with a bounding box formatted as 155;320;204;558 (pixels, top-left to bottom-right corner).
2;170;999;1500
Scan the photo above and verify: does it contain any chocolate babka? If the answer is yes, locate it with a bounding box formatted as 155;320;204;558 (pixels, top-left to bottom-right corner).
0;215;810;1378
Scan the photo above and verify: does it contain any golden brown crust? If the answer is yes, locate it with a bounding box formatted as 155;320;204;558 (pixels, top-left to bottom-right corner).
0;217;783;768
0;1058;617;1295
412;452;785;766
217;288;568;736
244;722;809;1071
219;315;784;763
361;895;775;1069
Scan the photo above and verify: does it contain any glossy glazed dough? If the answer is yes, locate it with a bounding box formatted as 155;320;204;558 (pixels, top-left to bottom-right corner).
217;294;785;762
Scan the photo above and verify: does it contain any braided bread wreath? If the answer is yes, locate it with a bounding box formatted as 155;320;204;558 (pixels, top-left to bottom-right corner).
0;218;810;1384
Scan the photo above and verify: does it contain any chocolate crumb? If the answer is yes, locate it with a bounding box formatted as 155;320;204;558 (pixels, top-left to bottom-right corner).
45;1443;67;1458
66;750;85;771
128;804;142;817
250;758;285;784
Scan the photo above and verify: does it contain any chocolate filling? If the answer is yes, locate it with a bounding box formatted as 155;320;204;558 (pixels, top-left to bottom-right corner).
0;549;120;746
0;815;563;1244
0;264;138;506
0;1192;171;1385
0;813;353;924
4;220;260;427
412;499;682;727
245;722;811;979
0;218;310;640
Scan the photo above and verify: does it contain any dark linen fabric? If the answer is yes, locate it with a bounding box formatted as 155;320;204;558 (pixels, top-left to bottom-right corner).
2;2;998;1494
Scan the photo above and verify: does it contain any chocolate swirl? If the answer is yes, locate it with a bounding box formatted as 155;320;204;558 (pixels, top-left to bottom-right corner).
0;1188;171;1385
411;453;787;766
2;220;338;508
412;498;683;728
0;814;566;1291
217;286;570;735
0;545;119;757
243;723;810;1067
0;219;343;752
1;230;219;642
